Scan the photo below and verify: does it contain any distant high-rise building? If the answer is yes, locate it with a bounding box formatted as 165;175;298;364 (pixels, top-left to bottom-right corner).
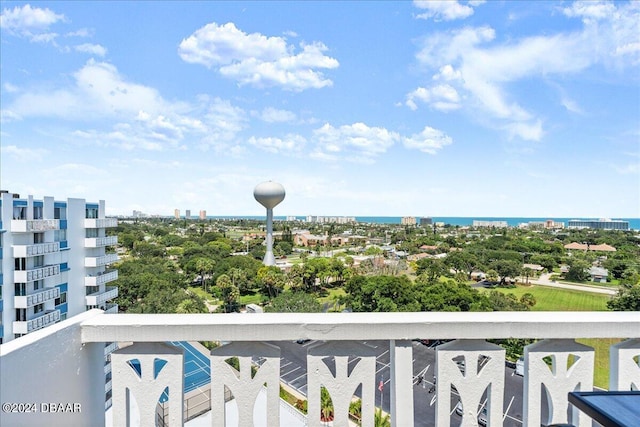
419;217;433;226
185;210;191;220
174;209;180;219
568;219;629;230
473;220;508;228
401;216;417;225
199;210;206;220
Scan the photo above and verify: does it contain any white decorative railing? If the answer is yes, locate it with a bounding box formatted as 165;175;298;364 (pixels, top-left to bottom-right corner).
85;253;119;268
13;264;60;282
85;286;119;306
85;269;119;287
12;242;60;257
12;309;61;334
11;219;59;232
85;236;118;248
1;311;639;427
14;287;60;308
84;218;118;229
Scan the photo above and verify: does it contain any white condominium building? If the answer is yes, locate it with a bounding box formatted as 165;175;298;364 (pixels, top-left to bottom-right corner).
0;191;119;344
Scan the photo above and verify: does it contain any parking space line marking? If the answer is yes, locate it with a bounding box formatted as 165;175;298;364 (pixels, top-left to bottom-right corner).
504;413;523;424
376;364;389;374
291;372;307;383
503;396;515;421
282;366;301;377
280;361;292;369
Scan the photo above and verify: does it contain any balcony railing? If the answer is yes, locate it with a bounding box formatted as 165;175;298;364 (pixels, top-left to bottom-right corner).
1;310;639;427
84;218;118;229
12;242;60;257
85;286;119;306
85;236;118;248
13;264;60;283
11;309;60;334
14;287;60;308
85;269;119;287
104;303;119;314
85;253;119;268
11;219;60;232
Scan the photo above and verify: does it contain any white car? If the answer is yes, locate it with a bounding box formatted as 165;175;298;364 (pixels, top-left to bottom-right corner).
515;357;524;376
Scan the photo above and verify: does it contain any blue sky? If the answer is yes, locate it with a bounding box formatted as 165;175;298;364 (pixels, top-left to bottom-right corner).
1;1;638;218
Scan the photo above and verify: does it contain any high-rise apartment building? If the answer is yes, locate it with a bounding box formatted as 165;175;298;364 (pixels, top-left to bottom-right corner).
401;216;417;225
174;209;180;219
0;192;119;344
185;209;191;219
568;219;629;230
199;210;206;220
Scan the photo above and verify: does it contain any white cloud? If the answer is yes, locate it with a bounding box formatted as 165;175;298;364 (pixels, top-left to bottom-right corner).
74;43;107;57
1;144;48;161
402;126;453;154
247;134;305;154
413;0;484;21
406;84;461;111
410;1;640;141
311;122;399;163
0;109;22;123
178;22;339;91
0;4;64;42
255;107;296;123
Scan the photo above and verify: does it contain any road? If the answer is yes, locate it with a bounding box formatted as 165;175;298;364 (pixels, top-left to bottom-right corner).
269;340;530;426
528;273;617;295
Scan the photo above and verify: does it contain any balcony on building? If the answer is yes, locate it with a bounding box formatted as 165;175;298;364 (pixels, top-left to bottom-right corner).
10;219;60;232
104;302;119;314
14;287;60;308
11;309;61;334
85;269;119;287
85;286;119;306
84;218;118;229
1;310;639;427
12;241;61;257
85;235;118;248
85;253;119;268
13;264;60;282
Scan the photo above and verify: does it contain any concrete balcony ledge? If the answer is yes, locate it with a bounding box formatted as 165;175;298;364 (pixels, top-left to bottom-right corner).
13;264;60;282
12;309;61;334
80;311;640;343
85;270;118;287
86;286;119;306
85;218;118;229
85;253;119;267
12;241;60;257
85;236;118;248
14;287;60;308
11;219;59;232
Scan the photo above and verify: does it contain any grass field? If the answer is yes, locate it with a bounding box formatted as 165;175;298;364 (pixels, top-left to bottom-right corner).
482;284;618;388
483;284;610;311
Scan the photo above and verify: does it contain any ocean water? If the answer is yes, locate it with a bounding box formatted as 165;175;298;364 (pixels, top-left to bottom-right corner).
207;216;640;230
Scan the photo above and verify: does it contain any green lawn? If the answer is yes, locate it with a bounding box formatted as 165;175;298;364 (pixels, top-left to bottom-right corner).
483;284;617;388
484;284;610;311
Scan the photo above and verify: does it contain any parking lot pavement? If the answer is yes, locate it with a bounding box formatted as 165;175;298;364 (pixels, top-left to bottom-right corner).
269;340;525;426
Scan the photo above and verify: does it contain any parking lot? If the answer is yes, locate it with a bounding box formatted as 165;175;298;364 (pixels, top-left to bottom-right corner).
268;340;526;426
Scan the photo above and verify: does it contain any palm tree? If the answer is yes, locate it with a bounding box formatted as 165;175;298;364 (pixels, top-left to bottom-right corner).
374;408;390;427
320;387;334;423
194;257;216;294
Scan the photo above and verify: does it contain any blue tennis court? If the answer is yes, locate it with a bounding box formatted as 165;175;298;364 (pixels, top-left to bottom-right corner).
158;341;211;403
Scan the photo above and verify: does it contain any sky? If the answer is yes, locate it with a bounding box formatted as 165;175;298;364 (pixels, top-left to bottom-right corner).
1;1;639;218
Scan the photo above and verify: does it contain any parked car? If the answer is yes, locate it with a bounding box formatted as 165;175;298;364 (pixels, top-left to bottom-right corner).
515;356;524;376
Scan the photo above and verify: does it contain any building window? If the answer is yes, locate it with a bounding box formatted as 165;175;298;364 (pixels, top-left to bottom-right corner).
60;313;67;321
34;233;45;244
33;206;43;219
33;280;43;291
15;309;26;321
33;304;44;314
54;229;67;242
86;228;99;238
13;206;26;220
14;283;27;296
86;208;98;219
55;292;67;306
33;255;44;268
14;258;26;271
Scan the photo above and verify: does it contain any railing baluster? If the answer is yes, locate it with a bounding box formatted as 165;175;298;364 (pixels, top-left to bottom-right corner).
389;339;414;427
523;339;594;427
610;338;640;391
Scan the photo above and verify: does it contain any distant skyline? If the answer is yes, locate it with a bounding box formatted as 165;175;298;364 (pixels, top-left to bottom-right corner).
1;1;639;217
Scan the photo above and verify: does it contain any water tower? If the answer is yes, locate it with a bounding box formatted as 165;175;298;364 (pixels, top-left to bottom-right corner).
254;181;286;266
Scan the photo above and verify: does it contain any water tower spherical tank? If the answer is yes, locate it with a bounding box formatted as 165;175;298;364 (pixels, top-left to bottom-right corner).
254;181;285;209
